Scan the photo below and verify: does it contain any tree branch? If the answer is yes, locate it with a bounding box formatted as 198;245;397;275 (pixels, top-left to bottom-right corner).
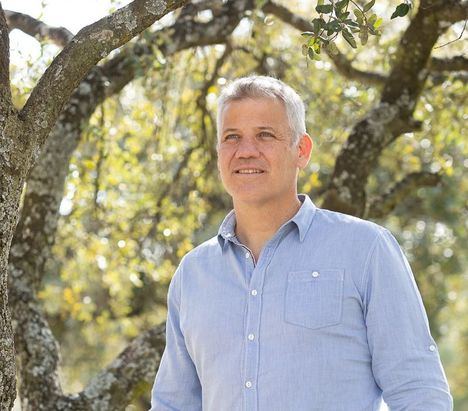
4;10;73;47
430;55;468;72
80;324;166;410
321;3;449;216
197;42;233;110
20;0;187;150
178;0;225;20
101;0;253;98
0;4;12;113
366;172;442;219
262;1;387;87
436;0;468;23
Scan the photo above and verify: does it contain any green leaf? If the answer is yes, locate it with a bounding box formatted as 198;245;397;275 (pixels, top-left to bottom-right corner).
326;20;342;32
353;9;364;25
342;29;357;48
391;3;410;19
359;26;368;45
311;17;326;33
316;4;334;14
353;8;364;18
363;0;375;13
308;47;315;60
368;13;377;25
301;31;315;37
308;36;318;47
374;17;383;28
338;11;350;20
324;41;339;55
344;19;359;27
335;0;349;11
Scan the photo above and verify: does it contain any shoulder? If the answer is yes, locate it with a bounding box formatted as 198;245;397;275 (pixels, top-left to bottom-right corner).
313;207;388;244
179;234;222;267
171;235;221;289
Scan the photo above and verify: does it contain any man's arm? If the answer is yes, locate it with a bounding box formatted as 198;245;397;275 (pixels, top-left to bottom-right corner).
150;262;202;411
363;228;453;410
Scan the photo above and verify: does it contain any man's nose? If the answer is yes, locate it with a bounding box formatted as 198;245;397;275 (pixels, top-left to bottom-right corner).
235;137;260;158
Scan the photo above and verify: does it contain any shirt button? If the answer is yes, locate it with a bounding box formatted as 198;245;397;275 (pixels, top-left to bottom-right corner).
251;289;257;296
312;271;319;278
245;381;252;388
429;344;436;352
245;252;250;258
248;333;255;341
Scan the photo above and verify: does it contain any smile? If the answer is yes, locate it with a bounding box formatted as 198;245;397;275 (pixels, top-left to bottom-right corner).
235;169;265;174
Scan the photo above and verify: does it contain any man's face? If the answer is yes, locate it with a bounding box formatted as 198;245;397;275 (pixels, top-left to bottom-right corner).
217;97;311;207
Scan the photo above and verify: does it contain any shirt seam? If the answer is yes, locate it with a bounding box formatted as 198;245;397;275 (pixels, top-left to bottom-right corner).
360;228;384;306
174;257;184;318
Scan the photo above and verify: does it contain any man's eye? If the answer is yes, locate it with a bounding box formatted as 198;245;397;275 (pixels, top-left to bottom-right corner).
259;132;274;138
224;135;239;141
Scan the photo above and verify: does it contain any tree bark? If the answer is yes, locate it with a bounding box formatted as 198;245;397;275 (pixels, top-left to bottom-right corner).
4;10;74;47
367;172;441;219
0;3;20;409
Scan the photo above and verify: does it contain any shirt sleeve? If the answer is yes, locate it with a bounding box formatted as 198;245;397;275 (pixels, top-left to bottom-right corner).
362;228;453;411
150;262;202;411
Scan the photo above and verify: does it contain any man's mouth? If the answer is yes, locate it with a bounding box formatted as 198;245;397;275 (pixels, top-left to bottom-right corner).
235;169;265;174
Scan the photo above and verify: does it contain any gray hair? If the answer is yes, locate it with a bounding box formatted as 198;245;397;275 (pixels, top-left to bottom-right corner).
216;75;306;146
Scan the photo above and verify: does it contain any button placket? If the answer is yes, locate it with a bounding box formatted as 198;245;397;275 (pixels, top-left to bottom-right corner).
240;244;256;266
242;246;274;411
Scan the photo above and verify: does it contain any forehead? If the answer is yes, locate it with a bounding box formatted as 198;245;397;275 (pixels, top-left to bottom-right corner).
220;97;288;129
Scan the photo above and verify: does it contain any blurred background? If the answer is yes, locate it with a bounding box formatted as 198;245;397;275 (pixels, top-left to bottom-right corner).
4;0;466;409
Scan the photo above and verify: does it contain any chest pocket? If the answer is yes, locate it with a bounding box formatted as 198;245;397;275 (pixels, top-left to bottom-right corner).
284;269;344;330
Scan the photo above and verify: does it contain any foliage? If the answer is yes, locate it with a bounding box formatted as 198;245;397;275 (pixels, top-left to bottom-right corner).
301;0;414;60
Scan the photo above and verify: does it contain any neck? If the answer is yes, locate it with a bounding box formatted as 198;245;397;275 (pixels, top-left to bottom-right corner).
233;194;302;260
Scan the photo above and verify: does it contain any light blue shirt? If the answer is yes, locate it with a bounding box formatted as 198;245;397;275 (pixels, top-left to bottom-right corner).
150;194;452;410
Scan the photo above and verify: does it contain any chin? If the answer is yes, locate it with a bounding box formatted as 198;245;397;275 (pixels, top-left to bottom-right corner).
230;191;275;206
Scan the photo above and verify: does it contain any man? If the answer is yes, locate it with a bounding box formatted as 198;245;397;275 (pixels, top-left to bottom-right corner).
150;76;452;410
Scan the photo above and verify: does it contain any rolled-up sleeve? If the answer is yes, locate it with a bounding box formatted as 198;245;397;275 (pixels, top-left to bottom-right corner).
150;263;202;411
363;228;453;410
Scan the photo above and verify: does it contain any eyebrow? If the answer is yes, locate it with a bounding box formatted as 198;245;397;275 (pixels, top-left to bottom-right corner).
222;126;276;133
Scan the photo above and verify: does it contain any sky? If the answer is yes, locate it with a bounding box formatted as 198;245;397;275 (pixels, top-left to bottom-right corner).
3;0;127;32
3;0;131;66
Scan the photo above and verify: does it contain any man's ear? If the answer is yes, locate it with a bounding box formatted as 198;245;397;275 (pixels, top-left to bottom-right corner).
297;133;313;169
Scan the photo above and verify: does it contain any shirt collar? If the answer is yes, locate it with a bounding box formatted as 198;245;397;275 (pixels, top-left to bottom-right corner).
217;193;317;249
